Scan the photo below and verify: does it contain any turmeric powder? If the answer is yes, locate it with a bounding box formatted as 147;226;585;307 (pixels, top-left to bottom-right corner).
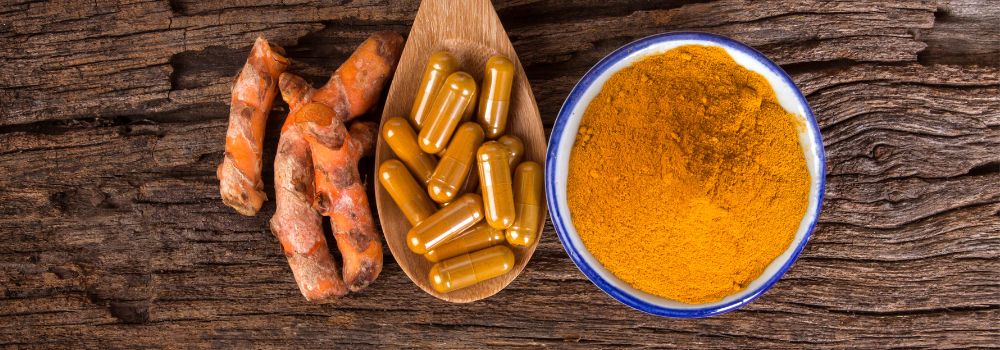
567;45;811;304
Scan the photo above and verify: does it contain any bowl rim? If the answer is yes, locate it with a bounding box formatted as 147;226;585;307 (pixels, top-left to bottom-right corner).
544;31;827;318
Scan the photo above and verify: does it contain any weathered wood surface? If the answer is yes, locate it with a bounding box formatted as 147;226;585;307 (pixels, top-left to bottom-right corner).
1;0;998;348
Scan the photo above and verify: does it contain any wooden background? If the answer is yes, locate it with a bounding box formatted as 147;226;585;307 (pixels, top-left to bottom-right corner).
1;0;998;348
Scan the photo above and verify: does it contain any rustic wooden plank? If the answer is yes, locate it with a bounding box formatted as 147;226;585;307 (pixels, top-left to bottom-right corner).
1;0;938;126
920;0;1000;66
1;0;998;348
2;69;996;347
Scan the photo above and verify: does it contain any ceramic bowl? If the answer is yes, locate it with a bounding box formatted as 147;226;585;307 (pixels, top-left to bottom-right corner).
545;32;826;317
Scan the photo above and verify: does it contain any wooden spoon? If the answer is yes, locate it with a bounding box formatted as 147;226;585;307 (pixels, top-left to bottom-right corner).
374;0;547;302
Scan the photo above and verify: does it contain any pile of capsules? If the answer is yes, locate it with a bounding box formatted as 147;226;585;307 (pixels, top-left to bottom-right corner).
379;51;543;294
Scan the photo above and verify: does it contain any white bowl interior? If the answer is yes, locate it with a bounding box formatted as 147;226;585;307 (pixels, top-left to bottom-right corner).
552;38;824;310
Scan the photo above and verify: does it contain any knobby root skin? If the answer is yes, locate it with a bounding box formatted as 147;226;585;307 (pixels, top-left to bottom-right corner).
269;124;349;301
304;121;381;291
278;73;314;129
334;123;379;290
218;36;289;216
279;31;404;122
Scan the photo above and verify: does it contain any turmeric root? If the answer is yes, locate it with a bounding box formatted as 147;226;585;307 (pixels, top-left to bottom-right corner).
277;73;314;121
279;31;404;122
270;32;403;299
296;110;381;291
269;117;348;301
330;123;380;290
218;36;289;216
271;102;380;298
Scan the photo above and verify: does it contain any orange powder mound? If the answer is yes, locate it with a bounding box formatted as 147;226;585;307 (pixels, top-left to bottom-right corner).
566;45;811;304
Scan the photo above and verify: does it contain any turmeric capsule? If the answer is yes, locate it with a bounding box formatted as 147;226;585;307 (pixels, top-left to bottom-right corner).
425;222;504;263
496;135;524;168
429;245;515;293
410;51;458;128
418;72;477;154
477;142;515;229
406;194;484;254
477;56;515;139
383;117;437;183
379;160;437;225
439;172;480;208
506;161;543;246
461;166;480;195
427;122;484;204
462;85;478;122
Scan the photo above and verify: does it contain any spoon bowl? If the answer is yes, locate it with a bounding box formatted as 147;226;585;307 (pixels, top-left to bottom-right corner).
375;0;547;302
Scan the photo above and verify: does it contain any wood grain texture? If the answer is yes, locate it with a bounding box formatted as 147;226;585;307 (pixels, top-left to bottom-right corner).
1;0;998;348
373;0;547;303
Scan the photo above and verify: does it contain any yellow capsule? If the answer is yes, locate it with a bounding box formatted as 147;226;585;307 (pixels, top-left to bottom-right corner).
410;51;458;129
383;117;437;183
477;56;515;139
429;245;515;293
496;135;524;168
462;84;478;122
506;161;543;246
427;122;484;204
425;222;504;262
419;72;477;154
406;194;484;254
477;142;515;229
461;166;480;195
439;172;479;206
379;160;437;226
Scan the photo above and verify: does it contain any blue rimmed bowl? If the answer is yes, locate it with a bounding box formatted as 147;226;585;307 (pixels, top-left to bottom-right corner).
545;32;826;318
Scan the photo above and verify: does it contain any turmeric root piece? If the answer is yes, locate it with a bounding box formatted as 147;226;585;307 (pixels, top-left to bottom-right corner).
273;31;401;293
295;105;381;291
218;36;290;216
277;73;314;123
329;122;380;291
269;120;348;301
269;32;402;299
279;31;404;122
